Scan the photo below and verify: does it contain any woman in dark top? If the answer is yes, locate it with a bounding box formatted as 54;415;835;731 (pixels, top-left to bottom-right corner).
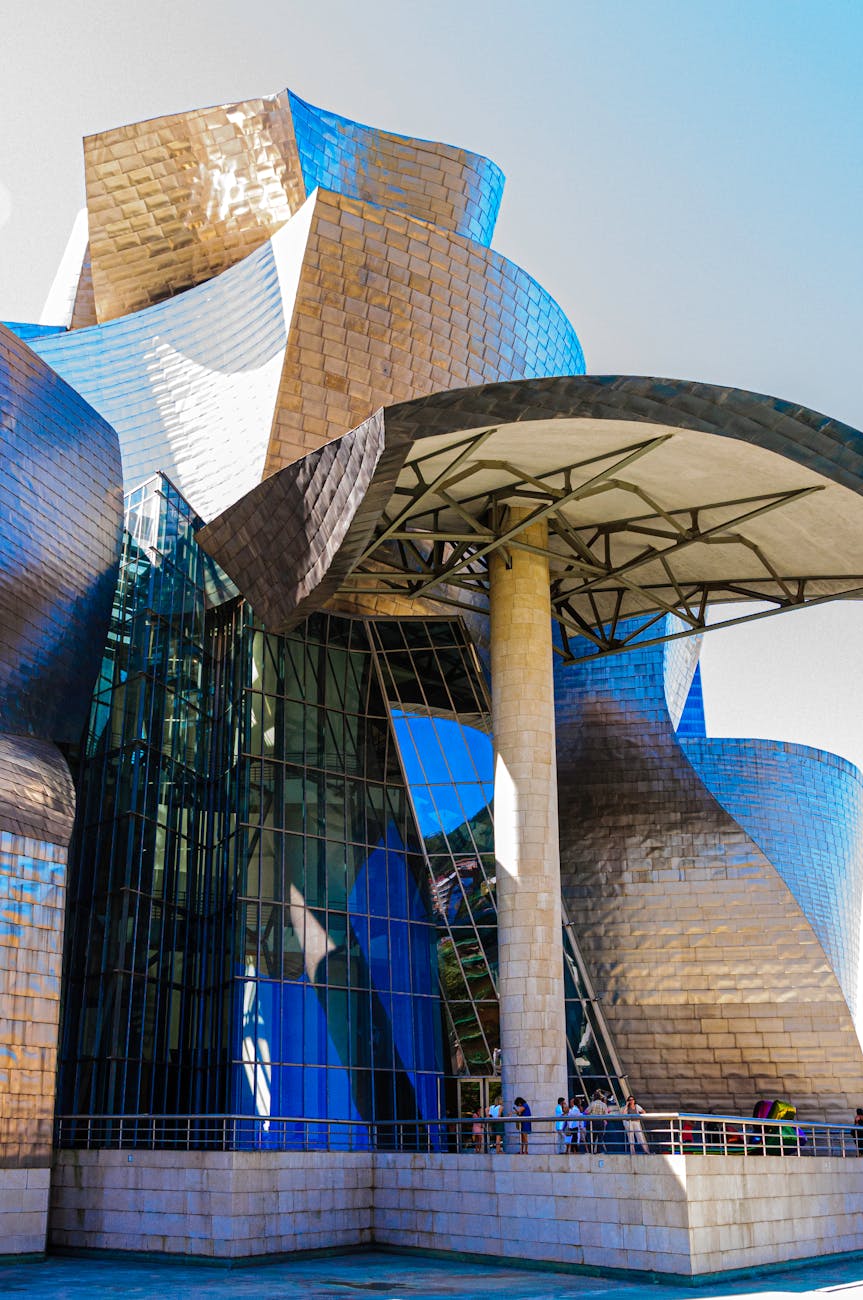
513;1096;532;1154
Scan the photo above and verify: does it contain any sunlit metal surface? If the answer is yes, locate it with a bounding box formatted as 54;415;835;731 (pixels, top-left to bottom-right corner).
198;375;863;643
83;91;305;322
555;618;863;1118
25;189;583;520
0;324;122;742
27;214;305;522
81;89;507;324
0;328;120;1175
0;741;73;1167
287;90;505;248
682;735;863;1021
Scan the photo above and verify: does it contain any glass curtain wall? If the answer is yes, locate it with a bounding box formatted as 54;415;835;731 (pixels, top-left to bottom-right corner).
60;482;446;1132
214;608;444;1133
367;619;626;1103
59;473;623;1137
59;476;222;1118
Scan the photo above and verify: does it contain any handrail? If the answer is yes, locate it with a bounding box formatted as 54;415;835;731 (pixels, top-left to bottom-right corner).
54;1111;863;1158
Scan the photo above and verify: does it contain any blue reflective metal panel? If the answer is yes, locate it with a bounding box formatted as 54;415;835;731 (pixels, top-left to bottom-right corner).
288;91;506;247
0;325;122;743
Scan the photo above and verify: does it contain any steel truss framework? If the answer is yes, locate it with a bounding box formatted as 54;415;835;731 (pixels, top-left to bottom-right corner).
344;430;863;660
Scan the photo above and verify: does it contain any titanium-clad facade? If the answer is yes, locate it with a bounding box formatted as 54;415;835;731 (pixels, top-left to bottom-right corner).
681;735;863;1023
3;85;863;1266
59;476;623;1128
0;325;122;1253
23;189;582;522
555;620;863;1117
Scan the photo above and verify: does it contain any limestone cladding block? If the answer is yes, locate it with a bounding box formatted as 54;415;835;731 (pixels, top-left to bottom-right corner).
49;1151;373;1258
489;513;567;1120
0;1167;50;1256
48;1150;863;1275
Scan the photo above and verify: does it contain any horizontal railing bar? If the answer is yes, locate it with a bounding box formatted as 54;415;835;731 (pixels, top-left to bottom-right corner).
53;1111;862;1131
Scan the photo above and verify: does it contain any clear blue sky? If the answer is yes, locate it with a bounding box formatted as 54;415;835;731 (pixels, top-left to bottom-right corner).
2;0;861;764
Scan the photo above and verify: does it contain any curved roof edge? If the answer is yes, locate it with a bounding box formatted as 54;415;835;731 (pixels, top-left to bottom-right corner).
197;375;863;637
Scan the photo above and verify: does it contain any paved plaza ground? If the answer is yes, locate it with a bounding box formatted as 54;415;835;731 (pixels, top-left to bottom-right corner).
2;1249;863;1299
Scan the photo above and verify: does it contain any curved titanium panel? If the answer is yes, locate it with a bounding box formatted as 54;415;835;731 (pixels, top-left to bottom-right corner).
25;206;312;521
0;325;123;744
82;89;506;323
264;190;584;473
200;375;863;637
0;734;75;844
378;374;863;492
682;735;863;1021
198;413;391;628
554;626;863;1116
288;90;505;247
83;91;306;322
27;194;584;522
0;735;74;1169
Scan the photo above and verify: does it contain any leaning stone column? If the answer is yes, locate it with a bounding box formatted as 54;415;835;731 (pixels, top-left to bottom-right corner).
489;507;567;1130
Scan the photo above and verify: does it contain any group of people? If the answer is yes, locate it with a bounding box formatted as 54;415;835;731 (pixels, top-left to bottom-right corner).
554;1091;649;1155
467;1090;650;1155
470;1096;532;1154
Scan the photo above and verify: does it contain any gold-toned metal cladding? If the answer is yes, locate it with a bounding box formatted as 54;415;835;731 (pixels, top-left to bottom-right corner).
0;738;75;1168
264;190;576;474
84;92;305;322
69;243;96;328
82;91;508;326
555;637;863;1119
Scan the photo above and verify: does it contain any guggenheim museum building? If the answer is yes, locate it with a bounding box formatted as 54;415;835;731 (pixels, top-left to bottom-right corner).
3;86;863;1256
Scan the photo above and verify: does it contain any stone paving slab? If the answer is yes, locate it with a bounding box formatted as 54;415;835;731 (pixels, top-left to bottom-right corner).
2;1248;863;1299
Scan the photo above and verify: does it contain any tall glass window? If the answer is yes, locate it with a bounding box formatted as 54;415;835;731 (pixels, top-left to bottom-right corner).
60;475;624;1142
368;619;625;1101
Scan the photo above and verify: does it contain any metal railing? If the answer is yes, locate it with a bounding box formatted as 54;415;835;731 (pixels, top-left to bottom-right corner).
54;1111;863;1158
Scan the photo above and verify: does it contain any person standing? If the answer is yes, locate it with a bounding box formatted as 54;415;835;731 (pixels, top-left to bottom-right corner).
471;1107;485;1153
513;1097;532;1154
623;1095;649;1154
488;1099;504;1153
585;1089;609;1153
854;1107;863;1155
566;1096;586;1153
555;1096;567;1154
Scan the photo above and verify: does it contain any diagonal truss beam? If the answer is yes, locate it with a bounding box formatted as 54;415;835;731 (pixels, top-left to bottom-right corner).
348;431;863;659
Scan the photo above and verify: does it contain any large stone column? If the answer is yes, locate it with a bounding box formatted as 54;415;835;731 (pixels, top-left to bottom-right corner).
489;508;567;1127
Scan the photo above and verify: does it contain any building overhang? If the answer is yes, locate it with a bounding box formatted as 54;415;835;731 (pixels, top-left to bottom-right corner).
197;375;863;658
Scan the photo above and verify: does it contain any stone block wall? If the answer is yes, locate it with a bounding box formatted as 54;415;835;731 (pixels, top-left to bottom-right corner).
373;1152;692;1274
0;1168;50;1257
47;1149;863;1275
684;1156;863;1275
50;1150;373;1258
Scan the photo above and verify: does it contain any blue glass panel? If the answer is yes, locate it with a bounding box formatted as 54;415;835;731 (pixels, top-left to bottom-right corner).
366;842;388;917
368;913;390;990
280;982;304;1063
389;919;411;993
391;993;416;1069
